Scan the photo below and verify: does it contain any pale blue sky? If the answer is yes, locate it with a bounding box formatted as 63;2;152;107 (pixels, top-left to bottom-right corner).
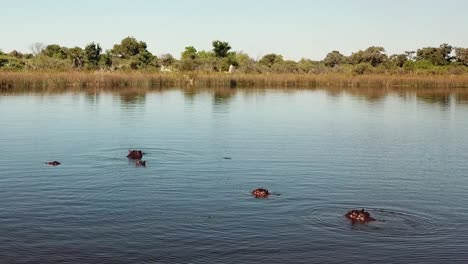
1;0;467;60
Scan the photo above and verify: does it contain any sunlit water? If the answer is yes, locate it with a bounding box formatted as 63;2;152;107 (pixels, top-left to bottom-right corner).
1;87;468;263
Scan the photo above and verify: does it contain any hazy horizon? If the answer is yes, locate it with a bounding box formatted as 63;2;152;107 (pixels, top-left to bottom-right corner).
1;0;467;60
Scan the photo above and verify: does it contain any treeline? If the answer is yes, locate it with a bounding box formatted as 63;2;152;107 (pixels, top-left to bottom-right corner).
1;37;468;75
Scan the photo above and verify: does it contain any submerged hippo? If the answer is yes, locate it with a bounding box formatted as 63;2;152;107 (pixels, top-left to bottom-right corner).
345;209;375;223
45;161;61;166
251;188;270;198
127;150;143;160
136;160;146;167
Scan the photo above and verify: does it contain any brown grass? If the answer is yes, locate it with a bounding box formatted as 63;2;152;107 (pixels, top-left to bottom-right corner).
1;71;468;92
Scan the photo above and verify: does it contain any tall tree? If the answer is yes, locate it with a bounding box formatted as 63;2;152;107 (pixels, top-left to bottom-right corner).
42;44;68;59
67;47;84;68
84;42;102;68
362;46;387;66
455;47;468;66
181;46;198;60
111;37;149;58
416;43;453;65
160;53;175;67
389;54;408;67
324;50;345;67
259;53;283;68
212;40;231;58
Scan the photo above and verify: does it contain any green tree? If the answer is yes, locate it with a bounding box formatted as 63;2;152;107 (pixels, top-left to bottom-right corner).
259;53;284;68
212;40;231;58
42;44;68;59
389;54;408;67
349;47;387;66
235;52;258;73
67;47;84;68
84;42;102;68
181;46;198;60
416;43;453;65
297;59;319;73
273;60;298;73
160;53;175;67
136;50;155;67
324;50;345;67
111;37;149;58
0;56;8;67
8;50;23;58
99;51;113;69
454;47;468;66
362;46;387;66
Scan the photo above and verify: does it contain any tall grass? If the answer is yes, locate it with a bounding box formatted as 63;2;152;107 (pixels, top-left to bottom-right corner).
1;71;468;91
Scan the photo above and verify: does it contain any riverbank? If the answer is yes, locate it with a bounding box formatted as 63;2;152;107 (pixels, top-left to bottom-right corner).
1;71;468;91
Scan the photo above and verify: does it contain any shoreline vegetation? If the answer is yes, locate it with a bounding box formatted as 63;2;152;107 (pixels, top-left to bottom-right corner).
1;71;468;90
1;37;468;90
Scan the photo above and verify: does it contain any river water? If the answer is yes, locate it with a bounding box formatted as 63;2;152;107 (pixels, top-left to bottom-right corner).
1;87;468;263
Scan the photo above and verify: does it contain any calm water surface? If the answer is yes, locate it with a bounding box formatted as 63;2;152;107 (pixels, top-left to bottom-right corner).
1;87;468;263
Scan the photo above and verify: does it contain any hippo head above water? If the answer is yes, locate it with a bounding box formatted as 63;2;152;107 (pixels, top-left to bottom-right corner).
251;188;270;198
45;161;61;166
127;150;143;160
345;209;375;223
136;160;146;167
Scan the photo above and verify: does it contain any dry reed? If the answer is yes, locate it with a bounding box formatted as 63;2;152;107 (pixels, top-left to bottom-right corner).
1;71;468;91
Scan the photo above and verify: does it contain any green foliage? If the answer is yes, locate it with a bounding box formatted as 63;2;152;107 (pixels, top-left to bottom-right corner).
349;46;387;66
362;46;387;66
197;50;215;59
212;40;231;58
259;53;283;68
42;44;68;59
272;60;299;73
0;54;25;70
1;39;467;75
99;51;113;69
235;52;259;73
28;55;70;71
414;60;434;70
353;63;372;75
68;47;85;69
324;50;345;67
181;46;198;60
111;37;149;58
8;50;23;58
389;54;408;67
137;50;155;66
455;48;468;66
160;53;175;67
84;42;102;69
0;56;9;67
297;59;319;73
416;43;453;66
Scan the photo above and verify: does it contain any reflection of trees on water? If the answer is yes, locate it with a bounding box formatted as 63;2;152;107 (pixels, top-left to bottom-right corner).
84;91;99;105
213;89;235;105
455;93;468;105
212;88;236;113
321;87;468;107
183;87;198;104
324;87;387;102
416;93;451;107
119;91;146;107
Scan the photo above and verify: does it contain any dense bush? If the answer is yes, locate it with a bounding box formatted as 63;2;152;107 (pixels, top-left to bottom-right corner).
1;39;467;75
